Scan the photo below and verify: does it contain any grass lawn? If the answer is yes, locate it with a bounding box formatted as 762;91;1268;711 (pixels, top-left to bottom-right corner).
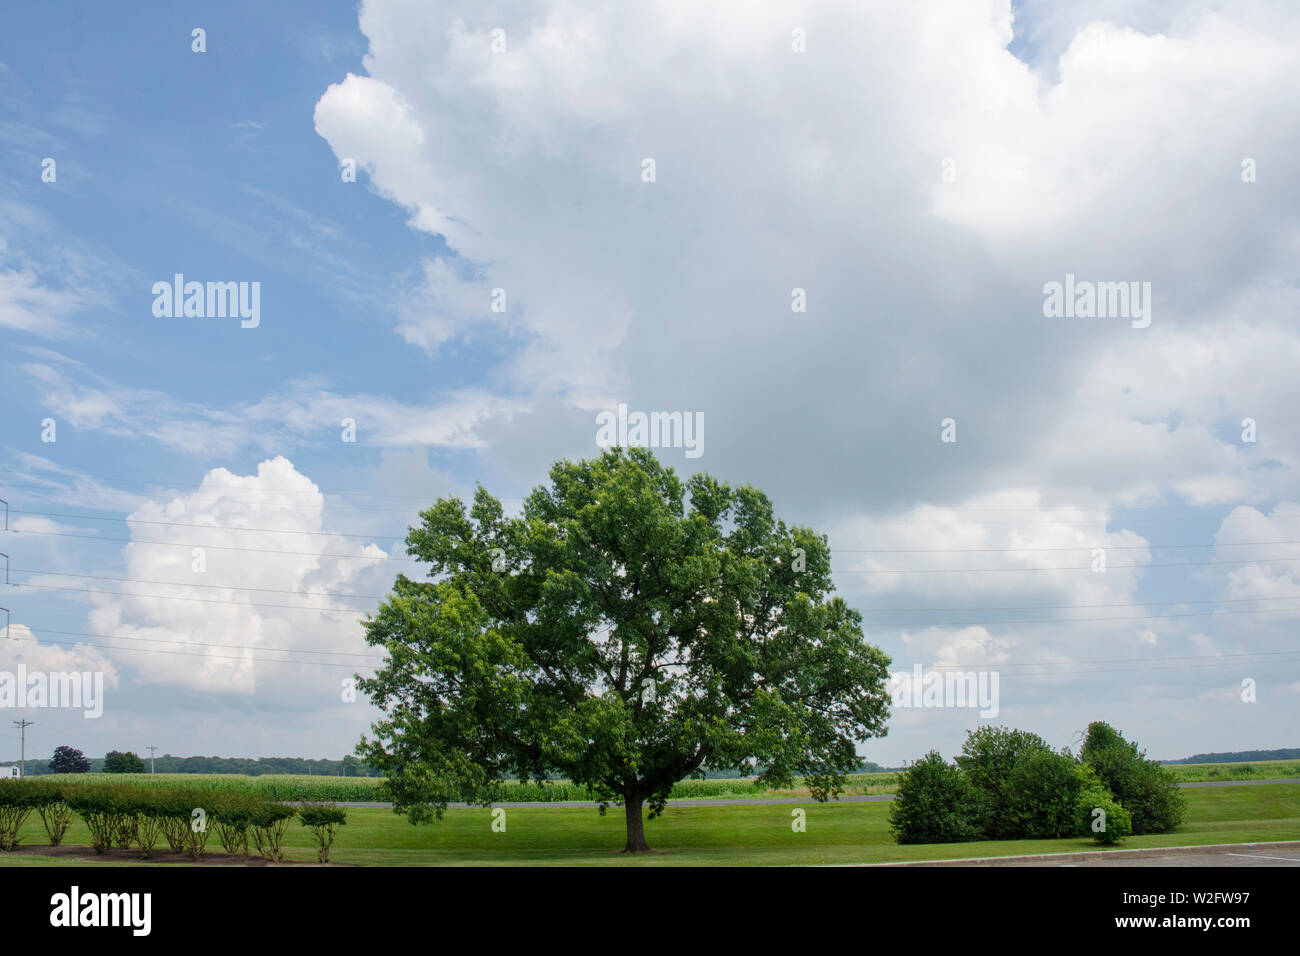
2;782;1297;867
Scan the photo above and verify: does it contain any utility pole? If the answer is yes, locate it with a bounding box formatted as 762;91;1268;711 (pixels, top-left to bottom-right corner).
13;720;33;777
147;745;158;774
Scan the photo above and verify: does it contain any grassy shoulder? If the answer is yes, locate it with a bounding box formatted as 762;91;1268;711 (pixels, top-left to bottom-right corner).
4;781;1296;867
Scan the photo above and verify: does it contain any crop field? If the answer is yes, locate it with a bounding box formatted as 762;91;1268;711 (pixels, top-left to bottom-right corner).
2;780;1296;867
12;759;1298;806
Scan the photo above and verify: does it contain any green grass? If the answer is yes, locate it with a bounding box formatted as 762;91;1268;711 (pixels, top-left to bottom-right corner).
4;782;1296;867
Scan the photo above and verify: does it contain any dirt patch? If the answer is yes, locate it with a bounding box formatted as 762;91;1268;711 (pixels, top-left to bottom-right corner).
4;844;340;866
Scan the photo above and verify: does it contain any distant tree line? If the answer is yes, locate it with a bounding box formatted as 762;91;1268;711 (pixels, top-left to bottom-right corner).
1163;748;1300;764
2;751;381;776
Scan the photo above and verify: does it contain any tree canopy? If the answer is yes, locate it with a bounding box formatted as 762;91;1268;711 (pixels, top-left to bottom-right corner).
356;448;892;850
103;750;146;773
48;746;91;774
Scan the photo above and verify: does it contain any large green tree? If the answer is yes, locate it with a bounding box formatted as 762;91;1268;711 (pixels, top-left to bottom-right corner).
356;448;892;851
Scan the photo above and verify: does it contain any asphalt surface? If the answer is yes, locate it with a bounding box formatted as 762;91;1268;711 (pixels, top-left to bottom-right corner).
875;843;1300;867
308;777;1300;809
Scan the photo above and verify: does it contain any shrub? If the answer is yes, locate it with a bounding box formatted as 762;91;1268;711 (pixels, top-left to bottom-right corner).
250;804;297;861
212;793;260;858
0;780;40;851
1077;786;1132;845
38;795;74;847
889;751;984;844
957;726;1052;838
1082;722;1185;834
299;803;347;862
65;783;120;853
1004;749;1090;839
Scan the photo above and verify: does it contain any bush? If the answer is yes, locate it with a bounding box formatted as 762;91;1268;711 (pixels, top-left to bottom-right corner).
211;792;263;857
1077;785;1132;844
299;804;347;862
65;783;121;853
1004;749;1090;839
957;726;1052;838
889;751;984;844
0;780;39;851
33;783;73;847
250;804;297;861
1082;722;1185;834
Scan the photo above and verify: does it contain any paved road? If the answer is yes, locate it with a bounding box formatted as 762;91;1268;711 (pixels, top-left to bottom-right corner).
303;776;1300;810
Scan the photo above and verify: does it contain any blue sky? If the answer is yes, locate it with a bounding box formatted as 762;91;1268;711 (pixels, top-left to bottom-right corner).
2;0;1299;765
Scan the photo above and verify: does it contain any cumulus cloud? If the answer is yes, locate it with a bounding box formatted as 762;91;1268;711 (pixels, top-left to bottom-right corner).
81;457;394;696
312;0;1300;519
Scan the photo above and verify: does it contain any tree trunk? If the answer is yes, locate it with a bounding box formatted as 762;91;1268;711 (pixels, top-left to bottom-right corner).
623;792;649;852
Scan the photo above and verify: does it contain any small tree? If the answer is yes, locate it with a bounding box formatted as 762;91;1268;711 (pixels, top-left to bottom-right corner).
49;746;91;774
888;751;983;844
103;751;146;774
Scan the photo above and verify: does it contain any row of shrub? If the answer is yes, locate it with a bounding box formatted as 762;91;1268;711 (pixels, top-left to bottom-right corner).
0;779;347;862
28;773;386;803
889;722;1187;846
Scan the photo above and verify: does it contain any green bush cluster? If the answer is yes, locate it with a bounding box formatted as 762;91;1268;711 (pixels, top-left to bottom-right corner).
889;722;1182;846
0;779;345;862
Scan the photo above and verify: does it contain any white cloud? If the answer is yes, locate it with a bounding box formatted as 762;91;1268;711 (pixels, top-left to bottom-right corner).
82;457;393;696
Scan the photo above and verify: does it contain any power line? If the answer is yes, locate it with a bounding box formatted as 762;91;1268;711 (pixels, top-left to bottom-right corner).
7;529;418;561
13;625;385;661
15;508;1300;553
0;470;443;503
12;510;409;542
5;468;1298;516
12;567;394;600
17;564;1300;612
921;649;1300;670
10;580;373;614
7;477;1299;527
834;557;1300;573
4;633;378;671
12;579;1300;625
12;527;1300;572
10;628;1295;681
0;479;423;517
